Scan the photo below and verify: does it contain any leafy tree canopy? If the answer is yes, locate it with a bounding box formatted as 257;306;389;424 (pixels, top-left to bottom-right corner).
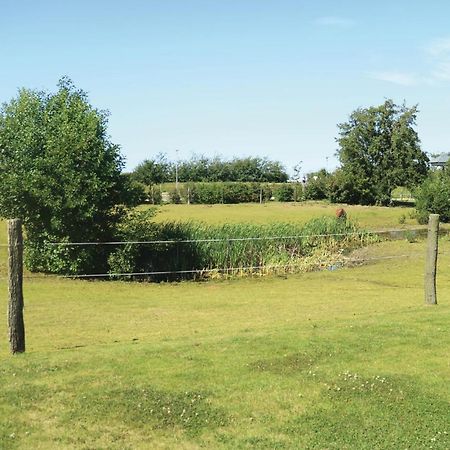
0;77;135;273
337;99;429;205
132;153;173;185
415;168;450;223
131;154;289;184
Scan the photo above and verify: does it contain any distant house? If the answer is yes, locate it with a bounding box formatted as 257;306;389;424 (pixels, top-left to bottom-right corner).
429;153;450;169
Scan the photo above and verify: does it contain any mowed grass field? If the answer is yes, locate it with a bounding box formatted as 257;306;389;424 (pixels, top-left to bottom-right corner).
150;201;418;229
0;213;449;449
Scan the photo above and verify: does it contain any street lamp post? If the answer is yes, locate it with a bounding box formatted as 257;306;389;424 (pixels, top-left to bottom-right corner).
175;149;179;192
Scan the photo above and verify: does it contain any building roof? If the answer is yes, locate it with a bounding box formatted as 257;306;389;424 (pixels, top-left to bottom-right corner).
429;153;450;166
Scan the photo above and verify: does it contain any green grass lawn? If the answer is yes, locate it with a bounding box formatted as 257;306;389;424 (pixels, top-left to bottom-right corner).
149;201;419;230
0;213;449;449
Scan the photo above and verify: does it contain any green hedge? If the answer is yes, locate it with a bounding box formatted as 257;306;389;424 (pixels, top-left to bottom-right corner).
157;182;305;204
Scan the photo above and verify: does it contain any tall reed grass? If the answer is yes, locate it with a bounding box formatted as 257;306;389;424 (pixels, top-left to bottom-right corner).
108;211;374;281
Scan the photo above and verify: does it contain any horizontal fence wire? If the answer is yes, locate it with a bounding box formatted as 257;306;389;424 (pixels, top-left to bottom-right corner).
0;227;435;248
58;254;423;279
44;232;374;246
1;227;447;249
0;228;442;281
0;253;424;281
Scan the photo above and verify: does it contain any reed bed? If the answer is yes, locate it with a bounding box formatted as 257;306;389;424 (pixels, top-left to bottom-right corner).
108;212;375;281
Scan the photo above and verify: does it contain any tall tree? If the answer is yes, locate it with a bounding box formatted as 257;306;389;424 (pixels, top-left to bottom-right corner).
0;77;134;274
337;100;429;205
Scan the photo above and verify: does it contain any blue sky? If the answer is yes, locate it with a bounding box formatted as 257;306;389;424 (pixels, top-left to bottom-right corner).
1;0;450;176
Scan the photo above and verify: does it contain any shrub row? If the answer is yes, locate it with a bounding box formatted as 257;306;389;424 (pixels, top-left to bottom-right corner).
132;155;289;184
150;182;305;204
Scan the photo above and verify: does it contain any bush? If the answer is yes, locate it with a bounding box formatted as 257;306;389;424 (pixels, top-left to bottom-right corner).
328;169;375;205
304;170;331;201
169;189;182;204
274;184;294;202
415;171;450;223
120;176;147;206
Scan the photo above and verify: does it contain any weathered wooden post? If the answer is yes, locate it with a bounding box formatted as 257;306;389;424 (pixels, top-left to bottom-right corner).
7;219;25;353
424;214;439;306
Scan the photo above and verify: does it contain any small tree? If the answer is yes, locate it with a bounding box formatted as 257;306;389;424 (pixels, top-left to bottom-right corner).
415;169;450;223
132;153;173;185
303;169;331;200
0;78;135;274
337;100;429;205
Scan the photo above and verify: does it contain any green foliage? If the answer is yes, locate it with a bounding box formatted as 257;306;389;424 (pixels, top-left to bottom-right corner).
131;154;289;185
337;100;429;205
303;169;331;201
404;230;417;243
108;213;369;281
328;168;374;205
188;182;272;204
415;170;450;223
119;174;147;206
273;184;294;202
169;189;182;204
147;185;162;205
0;77;134;274
132;153;173;185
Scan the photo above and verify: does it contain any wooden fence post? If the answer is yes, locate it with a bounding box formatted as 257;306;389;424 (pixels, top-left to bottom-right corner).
424;214;439;306
8;219;25;353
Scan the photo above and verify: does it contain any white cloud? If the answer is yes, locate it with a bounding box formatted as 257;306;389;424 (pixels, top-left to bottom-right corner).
432;62;450;81
369;71;419;87
314;16;355;27
425;38;450;82
368;37;450;86
426;38;450;57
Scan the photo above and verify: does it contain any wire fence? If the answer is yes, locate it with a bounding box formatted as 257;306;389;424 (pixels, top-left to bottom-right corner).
0;227;433;248
1;227;447;281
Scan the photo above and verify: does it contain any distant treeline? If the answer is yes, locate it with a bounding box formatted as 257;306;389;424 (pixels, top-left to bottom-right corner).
131;154;289;184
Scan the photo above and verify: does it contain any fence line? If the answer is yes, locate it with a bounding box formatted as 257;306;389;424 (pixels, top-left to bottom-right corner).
0;253;421;281
0;227;437;248
45;231;375;246
0;226;445;282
